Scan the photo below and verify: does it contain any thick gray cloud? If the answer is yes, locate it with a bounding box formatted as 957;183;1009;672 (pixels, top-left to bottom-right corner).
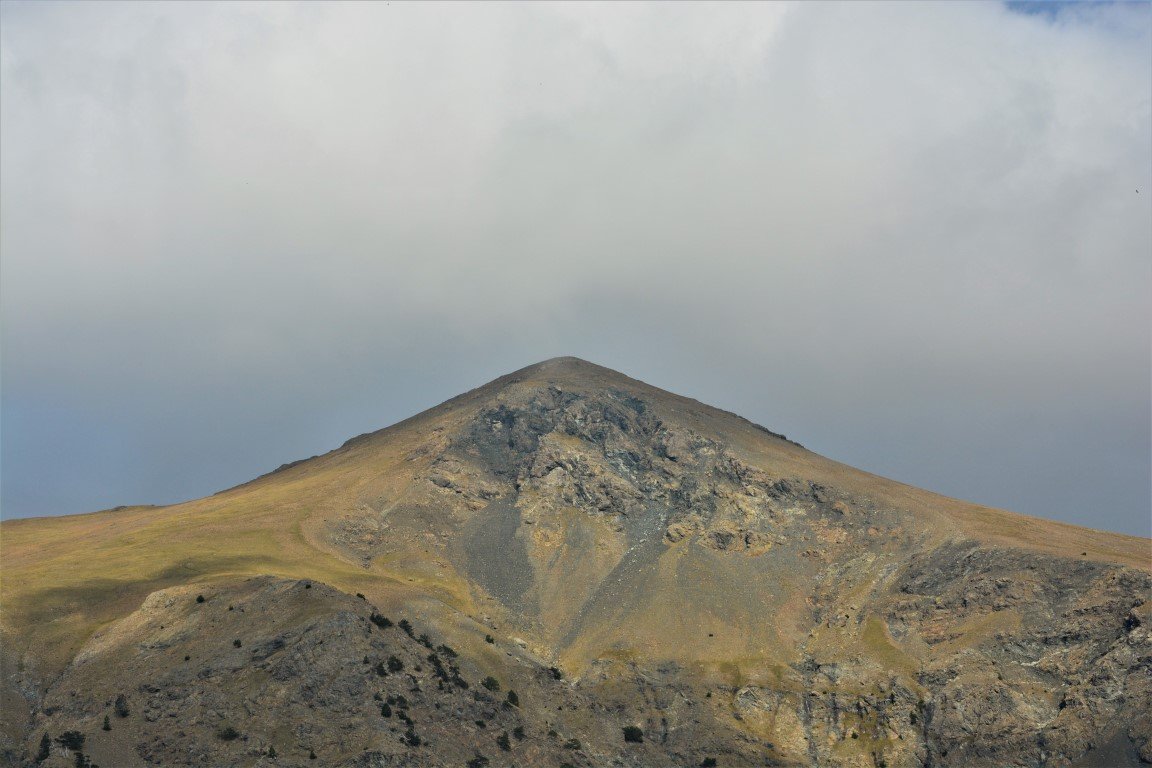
2;1;1149;536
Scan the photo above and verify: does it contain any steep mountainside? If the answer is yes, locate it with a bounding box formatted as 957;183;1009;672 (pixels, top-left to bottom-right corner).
2;357;1149;768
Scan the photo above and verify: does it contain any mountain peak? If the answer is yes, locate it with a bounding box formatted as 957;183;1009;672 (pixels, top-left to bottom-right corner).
510;356;631;385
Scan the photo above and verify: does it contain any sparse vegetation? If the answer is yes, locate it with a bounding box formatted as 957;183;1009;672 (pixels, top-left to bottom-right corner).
496;731;511;751
481;676;500;692
466;755;489;768
398;618;414;637
387;655;404;672
370;612;392;629
564;738;582;750
217;726;240;741
114;693;130;717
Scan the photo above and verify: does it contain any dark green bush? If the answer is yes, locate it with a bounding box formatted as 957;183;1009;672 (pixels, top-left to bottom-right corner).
506;690;519;707
217;726;240;741
35;732;50;762
481;676;500;692
496;732;511;751
56;731;85;751
623;725;643;743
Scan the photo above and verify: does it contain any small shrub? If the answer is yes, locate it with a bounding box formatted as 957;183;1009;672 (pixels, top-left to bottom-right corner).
437;644;458;658
102;716;110;731
304;583;311;589
217;726;240;741
506;690;519;707
398;619;414;637
387;656;404;673
267;745;277;758
484;634;494;644
496;731;511;751
467;755;489;768
376;661;388;677
35;732;50;762
418;633;433;648
309;749;317;760
404;727;421;747
563;738;582;750
232;639;242;648
512;725;525;740
623;725;643;743
481;676;500;692
196;595;205;604
381;703;392;718
370;612;392;629
356;592;366;599
114;693;130;718
56;731;85;751
548;666;563;680
475;720;486;728
701;759;718;767
184;655;190;662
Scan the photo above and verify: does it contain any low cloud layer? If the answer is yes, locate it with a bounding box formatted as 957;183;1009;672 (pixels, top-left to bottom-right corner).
2;2;1149;536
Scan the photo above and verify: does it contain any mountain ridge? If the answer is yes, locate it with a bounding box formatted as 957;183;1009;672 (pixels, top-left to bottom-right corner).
2;357;1149;767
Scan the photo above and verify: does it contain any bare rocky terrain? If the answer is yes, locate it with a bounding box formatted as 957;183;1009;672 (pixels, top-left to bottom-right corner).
3;357;1149;767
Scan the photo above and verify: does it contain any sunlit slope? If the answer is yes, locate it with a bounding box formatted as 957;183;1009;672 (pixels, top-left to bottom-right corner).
2;356;1147;671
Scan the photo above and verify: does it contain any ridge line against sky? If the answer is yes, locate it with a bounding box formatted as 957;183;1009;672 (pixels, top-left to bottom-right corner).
1;1;1149;536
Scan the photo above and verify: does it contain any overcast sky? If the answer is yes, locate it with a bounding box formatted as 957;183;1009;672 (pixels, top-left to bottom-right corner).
2;1;1149;537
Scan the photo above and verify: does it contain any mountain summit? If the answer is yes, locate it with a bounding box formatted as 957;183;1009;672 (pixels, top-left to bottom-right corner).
2;359;1149;767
